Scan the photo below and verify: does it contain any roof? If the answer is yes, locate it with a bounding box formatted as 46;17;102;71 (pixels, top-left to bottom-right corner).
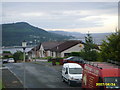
42;41;63;50
63;63;82;68
2;53;12;56
27;50;33;53
28;40;84;52
30;44;41;51
90;62;119;69
85;62;120;77
29;41;63;52
102;68;120;77
51;40;84;52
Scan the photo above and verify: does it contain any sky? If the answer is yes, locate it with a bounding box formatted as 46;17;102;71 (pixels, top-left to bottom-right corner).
1;1;119;33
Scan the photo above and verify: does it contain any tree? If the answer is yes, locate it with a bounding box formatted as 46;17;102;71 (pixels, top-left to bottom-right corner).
13;51;23;62
100;29;120;62
80;32;99;61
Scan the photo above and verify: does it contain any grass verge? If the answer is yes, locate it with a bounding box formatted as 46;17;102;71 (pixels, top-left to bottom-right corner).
0;80;4;89
48;61;60;65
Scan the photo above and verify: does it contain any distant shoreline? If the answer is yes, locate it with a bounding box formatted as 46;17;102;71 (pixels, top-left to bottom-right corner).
2;46;34;49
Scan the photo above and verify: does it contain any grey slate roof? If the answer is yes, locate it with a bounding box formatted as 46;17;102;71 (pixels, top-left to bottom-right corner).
51;40;84;52
41;41;64;50
28;40;84;53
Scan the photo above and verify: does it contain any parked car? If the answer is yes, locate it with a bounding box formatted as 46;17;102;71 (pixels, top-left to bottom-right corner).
63;56;86;68
8;58;14;63
62;63;83;86
3;59;8;64
63;56;74;63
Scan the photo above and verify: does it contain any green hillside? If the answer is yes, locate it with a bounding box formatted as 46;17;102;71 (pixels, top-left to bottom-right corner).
2;22;71;46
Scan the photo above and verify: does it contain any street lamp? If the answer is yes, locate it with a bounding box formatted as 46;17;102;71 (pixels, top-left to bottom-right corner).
34;39;36;62
22;40;27;62
22;40;27;88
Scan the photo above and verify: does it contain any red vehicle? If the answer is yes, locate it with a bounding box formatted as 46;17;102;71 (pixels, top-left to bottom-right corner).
82;61;120;90
63;56;85;68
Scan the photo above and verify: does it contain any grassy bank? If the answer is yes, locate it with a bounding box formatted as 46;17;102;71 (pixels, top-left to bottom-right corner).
0;80;3;89
48;61;60;65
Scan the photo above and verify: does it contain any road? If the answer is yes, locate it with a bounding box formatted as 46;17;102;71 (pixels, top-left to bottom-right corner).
4;62;81;88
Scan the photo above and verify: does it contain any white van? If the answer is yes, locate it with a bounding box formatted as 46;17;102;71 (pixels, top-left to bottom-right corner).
62;63;83;86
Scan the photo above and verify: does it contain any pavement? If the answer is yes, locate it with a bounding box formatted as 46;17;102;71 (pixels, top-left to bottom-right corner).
1;60;24;89
2;68;24;89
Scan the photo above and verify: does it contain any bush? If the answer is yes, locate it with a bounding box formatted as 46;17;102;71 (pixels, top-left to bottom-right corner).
42;56;53;59
79;50;99;61
70;52;80;56
13;51;24;62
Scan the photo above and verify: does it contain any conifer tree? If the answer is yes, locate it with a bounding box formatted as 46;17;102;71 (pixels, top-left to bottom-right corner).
80;32;98;61
101;29;120;62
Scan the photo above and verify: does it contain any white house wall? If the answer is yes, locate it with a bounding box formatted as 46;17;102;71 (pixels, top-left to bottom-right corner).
39;45;45;57
61;43;84;57
50;51;56;57
32;51;36;58
47;50;51;56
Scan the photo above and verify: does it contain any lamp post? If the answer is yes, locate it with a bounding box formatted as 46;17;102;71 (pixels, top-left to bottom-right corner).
22;40;27;88
34;39;36;62
22;40;27;62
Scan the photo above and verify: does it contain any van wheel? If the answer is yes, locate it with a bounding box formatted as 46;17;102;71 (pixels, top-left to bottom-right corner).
62;76;65;82
68;80;72;86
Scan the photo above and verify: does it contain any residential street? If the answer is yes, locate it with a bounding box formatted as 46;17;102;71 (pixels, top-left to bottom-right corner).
3;61;81;88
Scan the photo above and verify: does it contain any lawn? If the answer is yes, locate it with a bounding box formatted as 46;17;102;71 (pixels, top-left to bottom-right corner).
48;61;60;65
0;80;3;89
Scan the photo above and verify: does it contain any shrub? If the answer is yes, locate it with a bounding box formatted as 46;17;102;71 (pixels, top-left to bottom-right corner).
70;52;80;56
13;51;23;62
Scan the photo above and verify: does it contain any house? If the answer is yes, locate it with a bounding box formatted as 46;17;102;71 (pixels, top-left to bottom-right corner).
28;40;85;58
27;48;36;59
28;41;63;59
50;40;84;57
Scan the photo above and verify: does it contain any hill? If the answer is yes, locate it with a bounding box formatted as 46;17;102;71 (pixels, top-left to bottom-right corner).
50;31;112;45
2;22;72;46
49;31;84;37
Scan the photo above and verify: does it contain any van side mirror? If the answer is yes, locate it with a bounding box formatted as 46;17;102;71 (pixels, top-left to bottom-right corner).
65;71;68;74
65;68;68;74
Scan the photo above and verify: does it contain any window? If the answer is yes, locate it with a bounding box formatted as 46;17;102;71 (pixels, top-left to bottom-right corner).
62;67;65;71
69;68;82;74
64;53;71;57
104;77;120;89
66;68;68;72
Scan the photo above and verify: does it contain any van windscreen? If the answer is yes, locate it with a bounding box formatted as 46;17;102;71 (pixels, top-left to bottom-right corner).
69;68;82;74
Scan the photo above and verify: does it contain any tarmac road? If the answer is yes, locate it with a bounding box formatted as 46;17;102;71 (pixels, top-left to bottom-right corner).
4;62;81;88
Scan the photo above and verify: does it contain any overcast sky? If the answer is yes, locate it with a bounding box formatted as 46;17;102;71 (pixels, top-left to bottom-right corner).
2;2;118;33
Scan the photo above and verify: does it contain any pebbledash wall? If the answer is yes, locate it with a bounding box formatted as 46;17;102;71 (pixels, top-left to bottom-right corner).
60;43;84;57
48;43;84;57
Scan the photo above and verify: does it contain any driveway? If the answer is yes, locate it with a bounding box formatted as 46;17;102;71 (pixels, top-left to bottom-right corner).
3;61;81;88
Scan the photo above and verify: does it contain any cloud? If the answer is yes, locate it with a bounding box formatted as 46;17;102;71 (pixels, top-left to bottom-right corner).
2;2;118;33
21;12;46;17
1;0;119;2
